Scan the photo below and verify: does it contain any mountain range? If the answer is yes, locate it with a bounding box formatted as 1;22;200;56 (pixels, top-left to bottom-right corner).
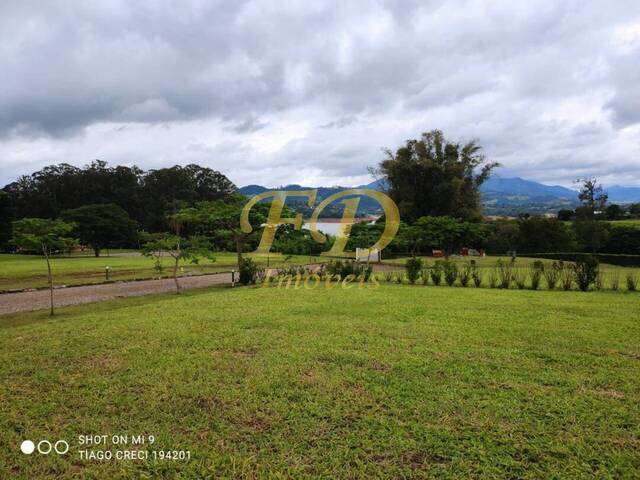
240;176;640;216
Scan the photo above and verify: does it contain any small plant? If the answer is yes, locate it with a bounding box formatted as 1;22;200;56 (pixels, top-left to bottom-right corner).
383;271;394;283
459;262;473;287
626;273;638;292
239;257;263;285
513;268;527;290
470;261;482;288
594;271;604;291
488;268;497;288
530;261;544;291
497;259;513;289
405;257;423;285
544;261;563;290
418;268;428;285
430;261;444;286
611;272;620;291
572;255;599;292
394;272;404;284
443;260;458;286
561;268;573;291
326;260;372;281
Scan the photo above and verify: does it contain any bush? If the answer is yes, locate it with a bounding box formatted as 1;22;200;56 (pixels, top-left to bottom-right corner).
405;257;423;285
238;257;264;285
430;261;444;286
544;261;563;290
611;272;620;291
513;269;527;289
459;262;473;287
470;261;482;287
530;261;544;290
443;261;458;286
572;255;599;292
497;259;513;289
326;260;372;281
626;273;638;292
561;267;574;291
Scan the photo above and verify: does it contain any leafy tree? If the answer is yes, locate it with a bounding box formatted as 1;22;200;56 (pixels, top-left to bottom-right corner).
403;216;489;256
485;220;520;254
172;195;268;270
142;234;213;294
575;178;607;219
0;191;11;250
605;204;625;221
630;203;640;219
375;130;498;223
61;204;137;256
573;178;609;253
2;161;237;232
11;218;77;315
516;217;576;253
557;209;575;221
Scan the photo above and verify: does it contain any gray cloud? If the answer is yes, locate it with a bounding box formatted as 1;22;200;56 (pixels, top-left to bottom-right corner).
1;0;640;187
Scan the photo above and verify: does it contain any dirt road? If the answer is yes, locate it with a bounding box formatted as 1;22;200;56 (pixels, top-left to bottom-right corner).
0;272;233;315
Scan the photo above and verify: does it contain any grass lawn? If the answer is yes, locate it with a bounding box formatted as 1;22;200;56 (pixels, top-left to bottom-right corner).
0;252;327;291
1;285;639;478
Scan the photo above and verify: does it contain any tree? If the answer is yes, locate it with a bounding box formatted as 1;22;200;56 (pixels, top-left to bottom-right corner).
517;217;576;253
630;203;640;219
11;218;77;315
605;204;625;221
557;209;575;221
575;178;607;219
2;161;237;233
61;204;137;256
485;220;520;254
173;195;268;270
574;178;609;253
0;191;11;250
142;234;213;294
401;216;489;256
375;130;499;223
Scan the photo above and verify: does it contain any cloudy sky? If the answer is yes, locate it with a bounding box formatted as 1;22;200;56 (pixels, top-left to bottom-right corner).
1;0;640;188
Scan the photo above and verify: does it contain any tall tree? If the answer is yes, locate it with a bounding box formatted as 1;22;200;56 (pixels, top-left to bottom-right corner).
61;204;138;256
11;218;77;316
573;178;609;253
0;191;11;250
375;130;498;223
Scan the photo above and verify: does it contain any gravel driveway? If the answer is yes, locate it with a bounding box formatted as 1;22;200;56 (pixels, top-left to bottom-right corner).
0;272;233;315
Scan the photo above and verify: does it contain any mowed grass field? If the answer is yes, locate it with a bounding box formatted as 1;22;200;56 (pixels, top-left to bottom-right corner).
1;285;639;478
0;252;326;291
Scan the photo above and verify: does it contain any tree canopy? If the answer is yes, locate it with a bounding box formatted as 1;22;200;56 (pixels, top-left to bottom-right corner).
2;160;237;232
375;130;498;223
61;203;138;256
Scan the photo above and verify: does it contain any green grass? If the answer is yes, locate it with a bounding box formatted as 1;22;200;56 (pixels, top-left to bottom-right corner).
0;252;327;291
1;285;639;478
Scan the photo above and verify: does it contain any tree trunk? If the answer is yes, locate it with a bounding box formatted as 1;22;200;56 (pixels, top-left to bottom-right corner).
234;233;244;271
44;246;54;316
173;257;181;294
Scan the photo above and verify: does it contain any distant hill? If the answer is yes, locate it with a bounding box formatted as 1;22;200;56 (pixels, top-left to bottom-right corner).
240;176;640;217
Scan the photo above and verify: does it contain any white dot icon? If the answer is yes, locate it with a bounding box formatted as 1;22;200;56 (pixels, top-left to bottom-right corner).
20;440;35;455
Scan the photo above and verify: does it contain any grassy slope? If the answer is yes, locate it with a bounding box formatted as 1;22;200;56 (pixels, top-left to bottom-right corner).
0;252;326;291
1;285;639;479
